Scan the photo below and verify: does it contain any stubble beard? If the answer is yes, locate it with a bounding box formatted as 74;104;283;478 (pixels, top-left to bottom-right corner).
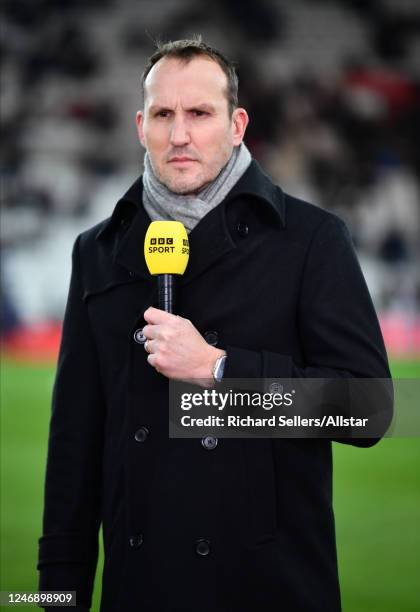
154;164;216;196
162;170;208;195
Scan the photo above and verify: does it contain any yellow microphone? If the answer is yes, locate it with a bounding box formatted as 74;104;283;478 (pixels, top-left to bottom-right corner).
144;221;189;313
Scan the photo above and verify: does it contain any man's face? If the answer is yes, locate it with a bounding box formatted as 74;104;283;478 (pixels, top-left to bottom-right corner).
136;56;248;195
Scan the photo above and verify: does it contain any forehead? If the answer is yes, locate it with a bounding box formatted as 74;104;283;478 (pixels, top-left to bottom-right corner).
144;56;228;106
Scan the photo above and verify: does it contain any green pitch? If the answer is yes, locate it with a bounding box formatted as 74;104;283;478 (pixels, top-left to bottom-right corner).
1;358;419;611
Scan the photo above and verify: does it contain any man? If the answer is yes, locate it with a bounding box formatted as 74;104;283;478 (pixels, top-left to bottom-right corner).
38;38;392;611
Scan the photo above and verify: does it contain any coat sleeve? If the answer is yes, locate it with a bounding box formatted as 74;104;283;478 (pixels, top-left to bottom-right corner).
224;216;393;446
37;235;105;610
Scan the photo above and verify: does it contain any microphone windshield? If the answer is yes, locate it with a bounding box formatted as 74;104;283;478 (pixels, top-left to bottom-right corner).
144;221;189;275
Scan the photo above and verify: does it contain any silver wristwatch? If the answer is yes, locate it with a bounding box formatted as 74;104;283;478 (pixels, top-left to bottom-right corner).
212;354;227;383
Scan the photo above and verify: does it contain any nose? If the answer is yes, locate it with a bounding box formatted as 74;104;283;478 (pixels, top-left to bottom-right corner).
169;116;191;147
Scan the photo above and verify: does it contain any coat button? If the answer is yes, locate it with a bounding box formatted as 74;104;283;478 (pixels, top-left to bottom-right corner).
195;538;211;556
269;382;283;394
129;534;143;548
201;435;218;450
133;328;146;344
204;331;219;346
134;426;149;442
236;222;249;237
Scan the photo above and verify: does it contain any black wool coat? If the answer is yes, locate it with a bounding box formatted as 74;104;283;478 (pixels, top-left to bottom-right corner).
38;161;392;611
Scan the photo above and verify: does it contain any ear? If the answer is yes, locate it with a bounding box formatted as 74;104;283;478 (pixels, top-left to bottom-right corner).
231;108;249;146
136;110;145;146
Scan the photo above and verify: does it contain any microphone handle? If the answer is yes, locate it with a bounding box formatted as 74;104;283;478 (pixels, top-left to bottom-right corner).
157;274;176;313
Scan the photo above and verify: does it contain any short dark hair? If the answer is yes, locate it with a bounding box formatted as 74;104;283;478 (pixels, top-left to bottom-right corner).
141;36;239;115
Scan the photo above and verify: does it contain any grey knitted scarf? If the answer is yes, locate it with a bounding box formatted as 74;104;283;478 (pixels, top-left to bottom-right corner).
142;143;252;233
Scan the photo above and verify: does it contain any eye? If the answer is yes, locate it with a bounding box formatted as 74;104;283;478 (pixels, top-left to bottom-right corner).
155;110;171;118
191;110;208;117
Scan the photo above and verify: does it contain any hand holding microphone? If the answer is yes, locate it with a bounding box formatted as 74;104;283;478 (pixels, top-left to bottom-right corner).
143;221;226;385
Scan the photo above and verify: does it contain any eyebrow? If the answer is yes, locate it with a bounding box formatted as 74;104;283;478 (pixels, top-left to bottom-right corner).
148;103;216;114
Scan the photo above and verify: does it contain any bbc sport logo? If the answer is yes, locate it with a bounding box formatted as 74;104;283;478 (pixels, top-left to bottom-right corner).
150;238;174;245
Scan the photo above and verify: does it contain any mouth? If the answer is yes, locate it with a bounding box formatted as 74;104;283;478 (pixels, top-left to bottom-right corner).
168;157;196;164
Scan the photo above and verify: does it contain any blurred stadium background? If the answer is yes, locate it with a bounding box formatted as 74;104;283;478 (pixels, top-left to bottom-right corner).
1;0;419;610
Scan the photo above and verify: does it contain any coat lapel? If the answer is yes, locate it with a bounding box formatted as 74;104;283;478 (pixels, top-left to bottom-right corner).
180;197;237;286
114;203;152;281
96;160;285;286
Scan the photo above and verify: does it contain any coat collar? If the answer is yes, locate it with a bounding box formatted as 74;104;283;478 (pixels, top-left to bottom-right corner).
95;159;286;283
224;159;285;226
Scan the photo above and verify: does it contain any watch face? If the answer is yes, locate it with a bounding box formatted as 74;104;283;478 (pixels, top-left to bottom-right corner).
215;356;226;382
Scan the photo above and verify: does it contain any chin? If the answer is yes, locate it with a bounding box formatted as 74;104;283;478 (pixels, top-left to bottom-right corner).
165;174;208;195
171;184;202;195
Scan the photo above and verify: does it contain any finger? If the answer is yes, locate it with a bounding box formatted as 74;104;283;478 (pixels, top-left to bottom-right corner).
147;353;159;372
147;339;158;354
144;306;179;325
142;324;157;340
143;324;167;341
